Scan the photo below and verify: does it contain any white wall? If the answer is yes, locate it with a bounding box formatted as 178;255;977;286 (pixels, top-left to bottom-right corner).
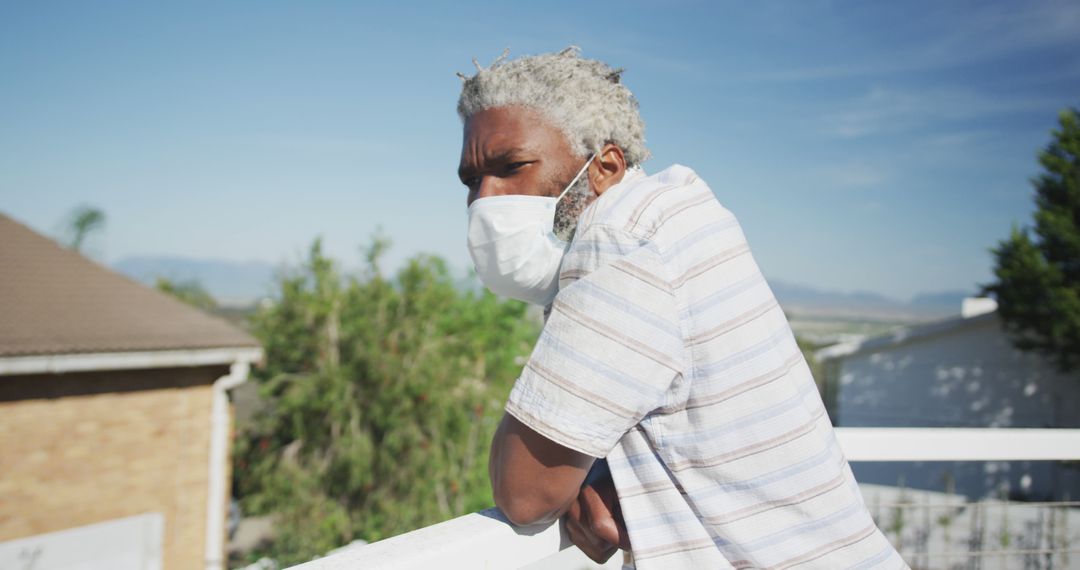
828;316;1080;500
832;316;1079;428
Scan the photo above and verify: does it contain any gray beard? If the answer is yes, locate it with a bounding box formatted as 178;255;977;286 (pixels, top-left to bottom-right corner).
552;174;594;242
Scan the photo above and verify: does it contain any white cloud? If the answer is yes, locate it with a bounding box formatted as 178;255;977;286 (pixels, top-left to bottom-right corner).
928;0;1080;60
817;86;1059;140
736;0;1080;85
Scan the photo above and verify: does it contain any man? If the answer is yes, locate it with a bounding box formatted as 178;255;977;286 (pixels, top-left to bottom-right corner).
457;47;906;569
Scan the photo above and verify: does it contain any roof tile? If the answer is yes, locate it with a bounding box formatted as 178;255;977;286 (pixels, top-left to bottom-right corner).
0;213;260;357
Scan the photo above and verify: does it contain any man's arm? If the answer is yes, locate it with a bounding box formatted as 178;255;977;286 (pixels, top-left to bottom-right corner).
489;412;594;526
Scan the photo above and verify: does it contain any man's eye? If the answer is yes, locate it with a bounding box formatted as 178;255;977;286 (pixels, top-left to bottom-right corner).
506;161;530;172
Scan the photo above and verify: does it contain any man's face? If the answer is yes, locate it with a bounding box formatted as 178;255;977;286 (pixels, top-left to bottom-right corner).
459;106;595;240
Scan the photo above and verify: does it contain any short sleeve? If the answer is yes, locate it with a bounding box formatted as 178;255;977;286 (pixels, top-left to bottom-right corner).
505;223;684;458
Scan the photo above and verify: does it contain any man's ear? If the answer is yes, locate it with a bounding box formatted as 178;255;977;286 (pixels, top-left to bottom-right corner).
590;144;627;196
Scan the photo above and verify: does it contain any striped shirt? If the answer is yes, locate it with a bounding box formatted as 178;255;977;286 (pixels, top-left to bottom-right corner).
506;165;906;569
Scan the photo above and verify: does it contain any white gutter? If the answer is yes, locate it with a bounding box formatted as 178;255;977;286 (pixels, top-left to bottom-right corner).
204;356;258;570
0;347;264;376
814;340;863;362
815;311;1000;363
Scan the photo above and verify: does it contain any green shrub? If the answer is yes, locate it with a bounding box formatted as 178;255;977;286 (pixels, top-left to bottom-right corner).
233;238;539;565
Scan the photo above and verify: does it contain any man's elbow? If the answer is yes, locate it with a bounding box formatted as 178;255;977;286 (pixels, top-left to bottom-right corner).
493;484;568;527
488;413;589;526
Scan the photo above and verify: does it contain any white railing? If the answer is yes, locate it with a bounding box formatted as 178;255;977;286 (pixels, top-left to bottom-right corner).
288;428;1080;570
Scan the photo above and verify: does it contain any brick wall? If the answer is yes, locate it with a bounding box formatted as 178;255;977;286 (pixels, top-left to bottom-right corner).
0;365;231;570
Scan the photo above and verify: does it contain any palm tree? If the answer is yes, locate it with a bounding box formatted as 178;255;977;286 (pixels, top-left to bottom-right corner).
66;205;105;252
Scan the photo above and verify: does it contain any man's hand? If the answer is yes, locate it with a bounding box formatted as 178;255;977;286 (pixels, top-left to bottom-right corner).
565;478;630;563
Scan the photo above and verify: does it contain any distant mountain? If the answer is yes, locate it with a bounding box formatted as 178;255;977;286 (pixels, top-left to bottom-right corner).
769;279;974;321
113;255;976;320
770;280;892;307
114;256;276;303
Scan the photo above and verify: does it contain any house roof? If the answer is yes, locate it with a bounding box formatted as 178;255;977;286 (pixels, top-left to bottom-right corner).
816;310;999;362
0;213;260;358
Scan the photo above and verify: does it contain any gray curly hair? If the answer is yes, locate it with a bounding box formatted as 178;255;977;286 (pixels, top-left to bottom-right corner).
456;46;650;167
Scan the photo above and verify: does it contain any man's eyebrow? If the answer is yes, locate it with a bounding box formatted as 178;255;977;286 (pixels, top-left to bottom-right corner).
485;147;528;164
459;147;529;180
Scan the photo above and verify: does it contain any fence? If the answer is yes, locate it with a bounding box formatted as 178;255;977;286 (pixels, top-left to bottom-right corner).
287;428;1080;570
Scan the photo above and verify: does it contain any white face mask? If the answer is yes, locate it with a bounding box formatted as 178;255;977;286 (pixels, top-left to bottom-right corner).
466;155;595;305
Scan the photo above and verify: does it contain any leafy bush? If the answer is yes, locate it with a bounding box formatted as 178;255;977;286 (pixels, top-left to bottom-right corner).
233;238;539;565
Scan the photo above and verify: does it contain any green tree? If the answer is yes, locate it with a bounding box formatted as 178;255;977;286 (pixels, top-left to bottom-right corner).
155;277;217;312
233;238;539;565
984;108;1080;371
64;205;105;252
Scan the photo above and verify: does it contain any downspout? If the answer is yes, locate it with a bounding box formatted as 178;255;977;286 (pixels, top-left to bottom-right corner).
205;358;252;570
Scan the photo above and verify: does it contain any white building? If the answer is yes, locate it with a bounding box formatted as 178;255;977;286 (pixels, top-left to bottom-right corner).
818;299;1080;500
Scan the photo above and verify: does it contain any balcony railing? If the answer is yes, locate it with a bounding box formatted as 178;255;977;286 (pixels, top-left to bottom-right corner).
287;428;1080;570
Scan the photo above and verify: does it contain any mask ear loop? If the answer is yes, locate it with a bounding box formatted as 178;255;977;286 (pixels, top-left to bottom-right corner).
555;153;597;205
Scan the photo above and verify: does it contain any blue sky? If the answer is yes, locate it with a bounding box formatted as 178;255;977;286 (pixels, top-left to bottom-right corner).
2;0;1078;300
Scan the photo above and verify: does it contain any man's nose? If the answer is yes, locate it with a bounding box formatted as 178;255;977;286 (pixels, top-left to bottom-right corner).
468;176;505;207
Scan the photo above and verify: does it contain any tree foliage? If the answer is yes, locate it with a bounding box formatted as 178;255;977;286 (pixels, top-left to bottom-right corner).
65;205;105;252
984;108;1080;371
233;238;539;565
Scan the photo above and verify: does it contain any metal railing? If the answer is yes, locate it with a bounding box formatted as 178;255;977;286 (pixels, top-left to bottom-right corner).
287;428;1080;570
